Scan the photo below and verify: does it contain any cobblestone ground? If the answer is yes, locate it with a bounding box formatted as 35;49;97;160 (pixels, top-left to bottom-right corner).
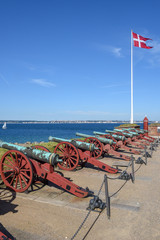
0;141;160;240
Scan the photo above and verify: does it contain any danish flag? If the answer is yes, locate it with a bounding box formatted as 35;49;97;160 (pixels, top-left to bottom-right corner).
132;32;153;49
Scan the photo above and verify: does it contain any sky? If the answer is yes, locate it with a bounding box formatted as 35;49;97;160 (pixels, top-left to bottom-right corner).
0;0;160;121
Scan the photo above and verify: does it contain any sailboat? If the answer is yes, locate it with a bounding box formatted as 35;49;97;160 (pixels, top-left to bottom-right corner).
2;122;7;129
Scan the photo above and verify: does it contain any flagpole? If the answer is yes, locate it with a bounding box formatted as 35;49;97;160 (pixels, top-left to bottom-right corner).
130;30;133;124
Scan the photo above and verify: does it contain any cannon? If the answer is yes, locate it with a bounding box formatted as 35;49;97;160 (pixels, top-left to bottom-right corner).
48;137;97;152
125;128;156;142
95;132;126;142
93;131;141;155
0;231;13;240
128;128;145;134
48;136;119;174
0;141;92;197
75;133;132;161
116;129;151;145
105;129;134;138
114;129;139;136
105;129;146;149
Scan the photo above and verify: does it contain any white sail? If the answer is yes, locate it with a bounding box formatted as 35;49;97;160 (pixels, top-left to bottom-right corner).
2;122;7;129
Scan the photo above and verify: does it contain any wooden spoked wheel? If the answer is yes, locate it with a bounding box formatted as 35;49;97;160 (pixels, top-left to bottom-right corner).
31;145;51;184
31;145;50;152
0;150;33;192
84;137;103;159
54;142;79;171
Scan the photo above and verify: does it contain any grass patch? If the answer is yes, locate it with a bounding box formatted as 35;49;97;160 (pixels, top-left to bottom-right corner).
115;123;140;128
31;141;58;152
0;148;8;159
0;142;59;159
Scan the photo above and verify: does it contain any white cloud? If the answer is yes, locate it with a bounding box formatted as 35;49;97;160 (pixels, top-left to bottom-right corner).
31;79;56;87
101;83;129;88
23;62;56;75
96;44;123;57
112;47;122;57
133;36;160;68
0;73;9;85
150;40;159;53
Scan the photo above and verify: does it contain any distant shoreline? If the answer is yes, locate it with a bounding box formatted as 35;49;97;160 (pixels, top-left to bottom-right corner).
0;120;146;124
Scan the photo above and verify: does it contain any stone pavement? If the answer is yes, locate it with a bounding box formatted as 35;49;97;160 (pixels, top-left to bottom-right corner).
0;141;160;240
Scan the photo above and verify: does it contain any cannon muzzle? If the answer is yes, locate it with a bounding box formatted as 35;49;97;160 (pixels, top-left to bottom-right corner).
75;132;115;145
111;134;125;141
0;141;61;165
48;136;97;152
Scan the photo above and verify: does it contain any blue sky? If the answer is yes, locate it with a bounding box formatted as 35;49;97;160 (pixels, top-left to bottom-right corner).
0;0;160;121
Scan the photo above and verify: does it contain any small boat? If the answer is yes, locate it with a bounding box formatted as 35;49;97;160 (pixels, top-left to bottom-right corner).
2;122;7;129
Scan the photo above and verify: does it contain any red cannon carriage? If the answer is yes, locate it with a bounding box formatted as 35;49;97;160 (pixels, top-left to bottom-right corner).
75;133;132;161
0;141;92;198
125;128;156;142
48;136;119;174
93;131;141;155
115;129;152;145
0;231;12;240
105;129;147;149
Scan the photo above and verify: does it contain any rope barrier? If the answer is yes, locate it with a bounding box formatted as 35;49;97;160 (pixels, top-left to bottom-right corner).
82;210;103;240
71;142;154;240
110;180;128;198
71;179;105;240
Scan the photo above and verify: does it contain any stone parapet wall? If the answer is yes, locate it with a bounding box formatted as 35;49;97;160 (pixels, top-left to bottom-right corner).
148;126;160;136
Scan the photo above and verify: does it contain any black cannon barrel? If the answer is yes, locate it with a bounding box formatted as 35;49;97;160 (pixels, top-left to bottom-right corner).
0;141;61;165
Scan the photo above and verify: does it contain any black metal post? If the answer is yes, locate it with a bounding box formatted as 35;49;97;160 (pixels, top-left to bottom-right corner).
145;145;147;165
150;143;153;157
104;174;110;219
131;155;135;183
154;140;157;151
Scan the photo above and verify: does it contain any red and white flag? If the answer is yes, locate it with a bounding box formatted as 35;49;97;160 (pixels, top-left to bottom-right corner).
132;32;153;49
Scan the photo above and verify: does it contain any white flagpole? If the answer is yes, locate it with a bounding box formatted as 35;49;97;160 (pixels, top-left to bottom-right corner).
130;30;133;124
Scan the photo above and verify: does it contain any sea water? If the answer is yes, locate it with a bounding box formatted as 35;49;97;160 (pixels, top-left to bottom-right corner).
0;123;143;143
